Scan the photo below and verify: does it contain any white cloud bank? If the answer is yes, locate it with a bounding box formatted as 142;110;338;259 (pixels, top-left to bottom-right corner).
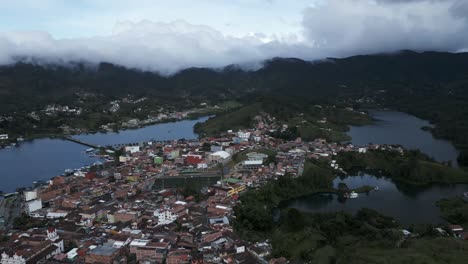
0;0;467;74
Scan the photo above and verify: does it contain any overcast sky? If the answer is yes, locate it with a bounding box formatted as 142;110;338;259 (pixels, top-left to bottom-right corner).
1;0;467;73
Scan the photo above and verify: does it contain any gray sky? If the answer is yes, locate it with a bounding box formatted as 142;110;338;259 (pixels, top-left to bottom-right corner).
0;0;467;73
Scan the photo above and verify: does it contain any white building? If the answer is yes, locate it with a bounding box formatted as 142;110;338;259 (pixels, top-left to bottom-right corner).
1;253;26;264
208;151;231;164
125;146;140;153
0;134;8;140
46;212;68;219
1;228;64;264
119;156;131;163
47;228;64;253
26;199;42;214
24;190;37;202
246;152;268;161
243;160;263;170
237;131;251;141
154;209;178;226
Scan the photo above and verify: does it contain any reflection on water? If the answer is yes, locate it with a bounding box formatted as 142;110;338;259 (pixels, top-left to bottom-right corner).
287;174;468;224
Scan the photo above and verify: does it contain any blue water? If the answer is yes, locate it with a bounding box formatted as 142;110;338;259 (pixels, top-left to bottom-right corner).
348;111;459;166
0;117;208;192
0;139;100;193
73;116;210;146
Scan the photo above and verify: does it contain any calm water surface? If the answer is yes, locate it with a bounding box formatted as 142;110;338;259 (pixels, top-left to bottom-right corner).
289;111;465;224
0;117;207;192
0;139;100;193
287;174;468;224
348;111;459;166
73;116;210;146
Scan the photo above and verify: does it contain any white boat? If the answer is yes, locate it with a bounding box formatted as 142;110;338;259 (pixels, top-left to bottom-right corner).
85;148;94;153
349;191;359;199
374;187;379;191
464;192;468;198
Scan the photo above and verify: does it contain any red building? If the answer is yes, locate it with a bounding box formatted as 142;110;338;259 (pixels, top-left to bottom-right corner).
186;154;203;165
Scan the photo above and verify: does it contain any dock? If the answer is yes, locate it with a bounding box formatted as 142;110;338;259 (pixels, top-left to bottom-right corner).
62;136;100;149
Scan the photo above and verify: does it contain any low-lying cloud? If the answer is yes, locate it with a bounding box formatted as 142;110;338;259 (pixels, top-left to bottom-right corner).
0;0;467;74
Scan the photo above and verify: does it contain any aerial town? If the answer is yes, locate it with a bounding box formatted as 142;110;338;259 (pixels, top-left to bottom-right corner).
0;112;465;264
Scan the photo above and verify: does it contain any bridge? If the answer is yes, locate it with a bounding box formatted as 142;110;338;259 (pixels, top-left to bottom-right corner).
62;136;100;149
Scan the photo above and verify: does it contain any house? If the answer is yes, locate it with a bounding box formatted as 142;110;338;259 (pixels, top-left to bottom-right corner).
154;209;178;226
210;145;223;152
449;225;464;233
166;249;191;264
46;211;68;219
208;151;231;164
0;228;64;264
125;145;140;153
38;184;70;202
112;210;140;223
242;160;263;170
246;152;268;161
227;184;247;197
26;199;42;214
211;185;231;197
237;131;251;141
135;242;169;263
24;190;38;202
85;245;123;264
186;154;203;165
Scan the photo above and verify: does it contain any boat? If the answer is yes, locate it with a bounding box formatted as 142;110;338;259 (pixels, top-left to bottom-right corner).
344;191;359;199
374;186;379;191
85;148;94;153
464;192;468;198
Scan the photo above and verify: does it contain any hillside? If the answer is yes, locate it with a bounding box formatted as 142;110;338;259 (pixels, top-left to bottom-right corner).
1;50;468;160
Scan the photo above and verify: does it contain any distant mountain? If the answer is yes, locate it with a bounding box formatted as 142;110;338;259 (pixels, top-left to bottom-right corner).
1;50;468;151
1;50;468;112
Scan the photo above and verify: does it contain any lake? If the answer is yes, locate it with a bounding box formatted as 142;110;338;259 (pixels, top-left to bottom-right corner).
288;111;465;224
348;111;459;166
73;116;210;146
0;117;208;193
286;174;468;224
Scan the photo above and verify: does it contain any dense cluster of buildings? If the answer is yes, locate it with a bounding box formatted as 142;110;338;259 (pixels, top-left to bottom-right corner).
0;113;417;263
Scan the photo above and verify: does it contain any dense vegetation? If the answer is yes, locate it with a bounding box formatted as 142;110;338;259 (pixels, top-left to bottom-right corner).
234;161;336;240
437;198;468;227
336;150;468;184
2;51;468;155
194;103;262;136
234;158;468;263
194;97;372;140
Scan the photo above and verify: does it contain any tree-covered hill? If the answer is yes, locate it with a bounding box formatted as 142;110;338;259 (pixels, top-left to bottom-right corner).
1;50;468;161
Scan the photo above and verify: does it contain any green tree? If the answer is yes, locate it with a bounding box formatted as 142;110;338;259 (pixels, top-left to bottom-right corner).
285;208;305;232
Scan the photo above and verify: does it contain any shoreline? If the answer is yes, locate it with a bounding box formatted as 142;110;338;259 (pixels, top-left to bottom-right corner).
0;115;213;150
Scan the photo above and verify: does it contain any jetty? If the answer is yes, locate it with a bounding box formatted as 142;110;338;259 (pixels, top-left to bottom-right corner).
62;136;100;149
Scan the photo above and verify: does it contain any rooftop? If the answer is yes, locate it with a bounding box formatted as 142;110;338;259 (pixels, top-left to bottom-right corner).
89;245;119;256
